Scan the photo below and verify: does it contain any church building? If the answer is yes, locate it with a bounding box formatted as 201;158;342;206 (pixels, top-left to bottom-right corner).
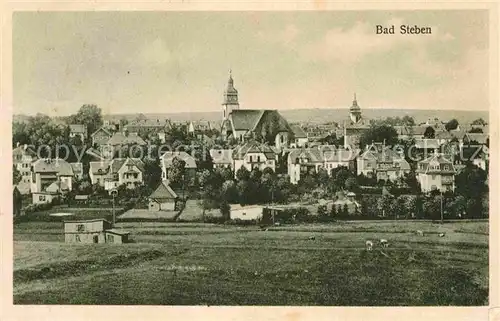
220;71;294;150
343;94;370;149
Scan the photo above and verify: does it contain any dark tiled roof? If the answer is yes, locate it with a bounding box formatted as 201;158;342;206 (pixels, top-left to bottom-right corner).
414;139;441;149
232;141;276;160
210;149;233;164
463;133;488;145
359;143;410;170
150;181;178;200
161;151;197;169
46;181;69;193
106;132;147;146
417;153;455;174
91;127;111;137
288;148;323;164
230;110;265;130
89;161;110;175
89;158;144;175
33;159;74;176
69;124;87;133
290;124;307;138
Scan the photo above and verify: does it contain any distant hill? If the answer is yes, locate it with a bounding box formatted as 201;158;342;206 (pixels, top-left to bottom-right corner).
103;108;489;126
14;108;489;126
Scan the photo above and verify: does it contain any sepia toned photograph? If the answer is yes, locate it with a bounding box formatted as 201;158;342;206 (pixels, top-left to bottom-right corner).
10;9;491;307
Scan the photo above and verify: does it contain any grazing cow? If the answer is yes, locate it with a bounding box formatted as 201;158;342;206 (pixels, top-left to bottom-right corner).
438;232;445;237
416;230;424;236
308;236;316;240
366;240;374;251
274;222;281;226
380;239;389;248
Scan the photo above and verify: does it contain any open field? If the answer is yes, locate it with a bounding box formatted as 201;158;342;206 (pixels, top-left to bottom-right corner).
13;220;488;305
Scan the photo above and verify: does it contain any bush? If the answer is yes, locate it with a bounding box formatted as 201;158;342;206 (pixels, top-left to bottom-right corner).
225;218;258;226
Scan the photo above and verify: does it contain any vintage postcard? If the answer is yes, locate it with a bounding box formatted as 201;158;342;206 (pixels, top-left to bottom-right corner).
1;2;498;321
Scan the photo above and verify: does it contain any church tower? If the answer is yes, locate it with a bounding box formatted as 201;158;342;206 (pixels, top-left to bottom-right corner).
349;93;362;124
222;70;239;120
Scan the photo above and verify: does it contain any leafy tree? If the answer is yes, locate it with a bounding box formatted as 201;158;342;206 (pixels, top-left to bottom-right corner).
13;166;22;185
377;195;394;217
330;204;337;217
219;167;234;182
237;180;251;206
345;177;358;192
423;126;435;139
402;115;415;127
471;118;487;126
445;195;466;219
91;183;106;197
249;167;262;182
78;181;92;194
357;173;377;187
332;166;352;190
275;176;293;204
143;158;162;192
198;169;212;188
191;146;213;171
469;127;483;133
299;174;318;191
221;180;238;203
455;163;488;199
317;168;330;187
445;119;459;131
70;104;103;139
342;204;349;216
359;124;398;149
169;157;186;188
423;195;442;220
219;201;231;221
236;166;250;181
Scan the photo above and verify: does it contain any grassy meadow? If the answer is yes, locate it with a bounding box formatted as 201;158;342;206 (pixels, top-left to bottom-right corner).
13;220;488;305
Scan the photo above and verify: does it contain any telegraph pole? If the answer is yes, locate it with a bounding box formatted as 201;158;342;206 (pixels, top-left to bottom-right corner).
111;189;118;227
440;190;444;224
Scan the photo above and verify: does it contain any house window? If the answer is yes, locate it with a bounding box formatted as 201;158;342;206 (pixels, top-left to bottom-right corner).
39;195;46;202
431;175;436;180
133;173;138;179
106;234;114;243
257;156;260;163
75;235;81;242
77;224;85;232
443;165;449;170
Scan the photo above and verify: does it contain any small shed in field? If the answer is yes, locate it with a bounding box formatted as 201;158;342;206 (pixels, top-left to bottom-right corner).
105;229;130;244
229;204;263;221
149;181;178;211
64;219;130;244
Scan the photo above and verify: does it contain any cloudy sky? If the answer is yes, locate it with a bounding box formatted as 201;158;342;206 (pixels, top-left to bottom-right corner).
13;10;489;116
